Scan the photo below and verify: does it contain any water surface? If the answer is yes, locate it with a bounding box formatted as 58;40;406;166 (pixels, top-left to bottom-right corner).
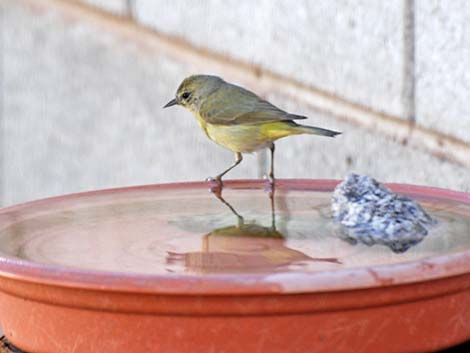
0;185;468;275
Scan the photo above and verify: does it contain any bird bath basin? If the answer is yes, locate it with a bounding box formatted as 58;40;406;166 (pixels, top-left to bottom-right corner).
0;180;468;353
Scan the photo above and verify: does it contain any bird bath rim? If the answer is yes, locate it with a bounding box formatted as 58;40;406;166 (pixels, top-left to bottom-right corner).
0;179;468;296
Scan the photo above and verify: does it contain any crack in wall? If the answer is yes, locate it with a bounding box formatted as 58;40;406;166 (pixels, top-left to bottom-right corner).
403;0;416;124
0;2;4;206
126;0;135;19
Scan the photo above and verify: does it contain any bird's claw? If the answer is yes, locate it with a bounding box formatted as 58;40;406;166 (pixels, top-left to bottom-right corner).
206;176;223;186
263;175;275;192
206;176;223;195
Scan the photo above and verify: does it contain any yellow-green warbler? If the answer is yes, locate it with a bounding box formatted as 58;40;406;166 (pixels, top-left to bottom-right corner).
164;75;340;186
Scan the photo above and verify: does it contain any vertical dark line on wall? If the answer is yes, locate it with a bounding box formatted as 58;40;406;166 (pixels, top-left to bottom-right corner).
403;0;416;124
126;0;136;19
0;3;4;206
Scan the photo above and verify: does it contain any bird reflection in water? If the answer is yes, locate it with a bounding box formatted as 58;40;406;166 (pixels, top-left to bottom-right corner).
166;188;340;273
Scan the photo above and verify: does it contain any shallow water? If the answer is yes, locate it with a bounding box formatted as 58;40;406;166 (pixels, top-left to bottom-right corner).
0;185;468;275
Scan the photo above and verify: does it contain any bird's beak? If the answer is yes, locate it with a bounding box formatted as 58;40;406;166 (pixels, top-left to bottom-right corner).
163;98;178;108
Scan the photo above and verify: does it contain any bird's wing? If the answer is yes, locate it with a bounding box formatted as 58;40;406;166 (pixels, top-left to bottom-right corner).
199;84;307;125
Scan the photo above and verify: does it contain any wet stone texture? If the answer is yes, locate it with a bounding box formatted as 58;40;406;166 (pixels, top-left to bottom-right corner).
332;174;436;253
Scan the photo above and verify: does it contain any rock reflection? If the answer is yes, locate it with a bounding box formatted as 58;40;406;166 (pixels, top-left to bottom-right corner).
166;190;340;273
334;228;425;253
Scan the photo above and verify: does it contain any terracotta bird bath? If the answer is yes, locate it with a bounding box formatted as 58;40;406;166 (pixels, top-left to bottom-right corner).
0;180;468;353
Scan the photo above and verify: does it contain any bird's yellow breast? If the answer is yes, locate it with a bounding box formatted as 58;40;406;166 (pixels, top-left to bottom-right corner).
195;113;297;153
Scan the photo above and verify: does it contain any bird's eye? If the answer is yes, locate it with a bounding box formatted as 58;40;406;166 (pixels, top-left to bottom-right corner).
181;92;191;100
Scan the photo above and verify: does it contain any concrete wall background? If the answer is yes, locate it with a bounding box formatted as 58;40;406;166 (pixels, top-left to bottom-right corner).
136;1;409;119
0;0;469;206
416;0;470;143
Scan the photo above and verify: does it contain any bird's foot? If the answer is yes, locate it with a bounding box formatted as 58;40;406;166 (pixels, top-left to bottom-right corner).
206;176;223;195
206;176;223;187
263;175;275;192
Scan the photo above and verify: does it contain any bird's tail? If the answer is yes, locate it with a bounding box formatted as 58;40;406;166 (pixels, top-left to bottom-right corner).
290;122;341;137
261;121;341;140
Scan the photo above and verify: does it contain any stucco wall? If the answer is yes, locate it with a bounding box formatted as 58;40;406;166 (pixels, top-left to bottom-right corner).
0;0;469;206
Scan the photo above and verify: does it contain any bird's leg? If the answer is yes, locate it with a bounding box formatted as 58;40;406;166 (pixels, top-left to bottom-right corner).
211;152;243;188
211;189;244;226
268;143;275;186
269;186;276;231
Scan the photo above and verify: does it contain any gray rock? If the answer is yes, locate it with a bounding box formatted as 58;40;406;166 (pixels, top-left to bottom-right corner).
332;173;435;252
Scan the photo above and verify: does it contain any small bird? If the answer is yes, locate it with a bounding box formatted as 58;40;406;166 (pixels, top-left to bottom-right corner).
164;75;340;187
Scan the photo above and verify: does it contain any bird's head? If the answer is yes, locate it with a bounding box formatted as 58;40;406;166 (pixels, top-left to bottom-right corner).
163;75;224;113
